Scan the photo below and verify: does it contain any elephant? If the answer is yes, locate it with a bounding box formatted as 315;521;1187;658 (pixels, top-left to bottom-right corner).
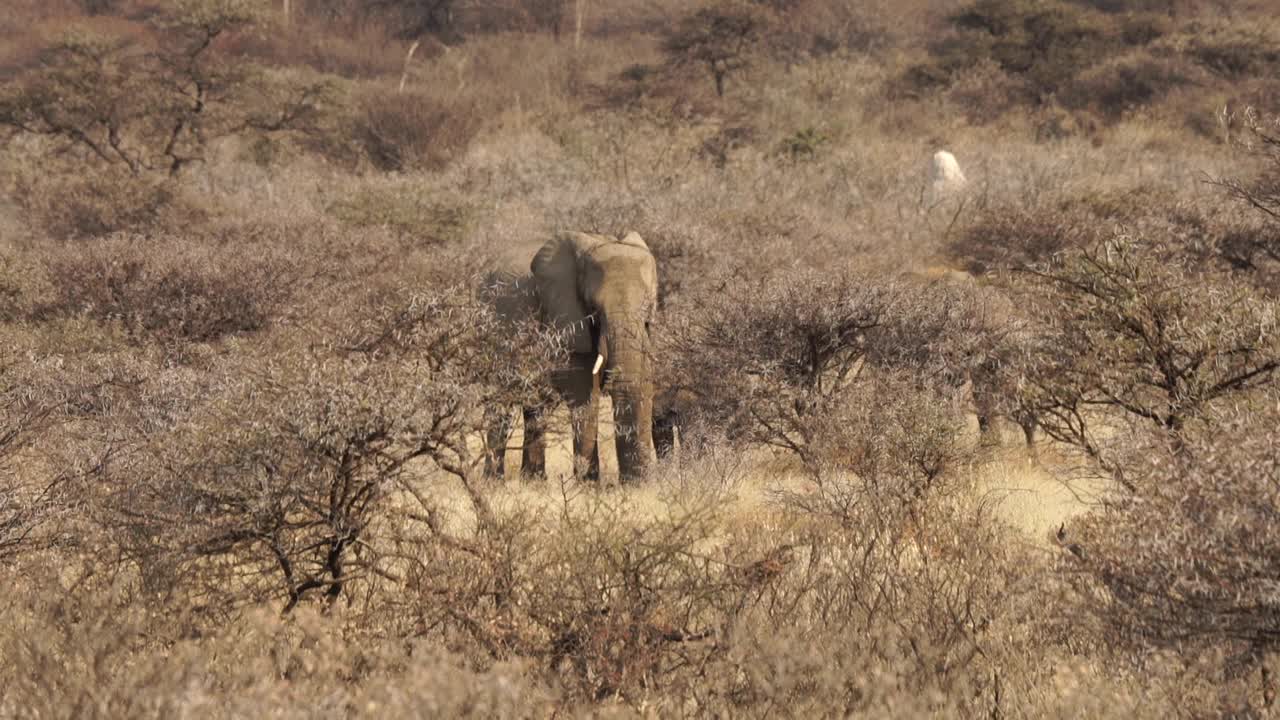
968;359;1039;449
912;266;1038;450
483;231;659;483
653;386;701;461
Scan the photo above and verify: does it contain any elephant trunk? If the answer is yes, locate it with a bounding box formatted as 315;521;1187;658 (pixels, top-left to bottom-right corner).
607;344;656;482
612;379;656;481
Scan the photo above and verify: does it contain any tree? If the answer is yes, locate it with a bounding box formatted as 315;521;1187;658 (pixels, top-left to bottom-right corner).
663;270;983;480
1211;109;1280;291
101;282;564;613
0;354;72;564
1225;111;1280;223
662;1;772;97
0;340;120;564
1009;234;1280;485
0;0;335;180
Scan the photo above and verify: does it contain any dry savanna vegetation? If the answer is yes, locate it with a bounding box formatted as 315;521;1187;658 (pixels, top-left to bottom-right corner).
4;0;1280;716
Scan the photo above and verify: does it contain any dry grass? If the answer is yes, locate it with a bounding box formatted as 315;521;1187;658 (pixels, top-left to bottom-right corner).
3;0;1280;715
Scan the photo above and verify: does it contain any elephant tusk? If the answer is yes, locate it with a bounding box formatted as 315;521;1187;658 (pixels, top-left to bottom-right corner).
592;354;605;375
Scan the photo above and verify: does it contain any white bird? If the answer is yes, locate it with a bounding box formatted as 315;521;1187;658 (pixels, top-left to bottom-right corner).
929;149;968;202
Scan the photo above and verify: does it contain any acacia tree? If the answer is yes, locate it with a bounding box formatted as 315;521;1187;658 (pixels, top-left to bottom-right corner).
102;281;563;613
1007;234;1280;484
1224;111;1280;225
1212;109;1280;291
663;270;983;483
0;341;126;564
662;0;772;97
0;354;71;564
0;0;335;180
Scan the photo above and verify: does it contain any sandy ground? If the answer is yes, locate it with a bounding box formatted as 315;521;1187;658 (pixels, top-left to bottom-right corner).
434;405;1103;549
964;419;1109;545
972;449;1105;542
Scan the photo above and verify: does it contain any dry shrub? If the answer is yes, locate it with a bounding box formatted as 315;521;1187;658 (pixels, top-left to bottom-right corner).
942;58;1033;126
898;0;1189;115
0;9;337;180
2;474;1057;717
1182;77;1280;141
394;485;742;703
1006;233;1280;480
199;215;424;288
0;571;553;719
528;504;723;699
585;44;721;117
0;0;88;38
37;233;296;346
327;183;474;243
1160;22;1280;80
8;162;204;240
658;354;1052;714
758;0;894;61
0;250;56;322
1200;215;1280;289
0;325;154;566
1217;111;1280;248
349;84;486;172
947;186;1185;275
95;280;561;613
913;0;1123;100
225;19;407;78
662;0;775;98
382;451;1048;714
698;123;758;167
1029;103;1101;141
0;345;77;563
663;269;984;471
735;496;1036;718
1062;409;1280;716
1060;50;1198;121
950;203;1096;275
335;32;593;161
0;5;339;240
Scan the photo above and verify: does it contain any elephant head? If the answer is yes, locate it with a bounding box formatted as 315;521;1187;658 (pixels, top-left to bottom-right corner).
531;231;658;480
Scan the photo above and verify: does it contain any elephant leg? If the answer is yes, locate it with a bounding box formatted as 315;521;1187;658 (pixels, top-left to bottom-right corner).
483;406;514;479
559;359;600;481
522;406;548;480
611;382;656;483
1020;417;1038;446
654;412;677;459
972;390;1000;447
1017;411;1039;454
976;414;1001;446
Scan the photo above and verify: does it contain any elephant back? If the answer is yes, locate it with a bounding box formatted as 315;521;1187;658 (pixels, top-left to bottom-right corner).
618;231;649;250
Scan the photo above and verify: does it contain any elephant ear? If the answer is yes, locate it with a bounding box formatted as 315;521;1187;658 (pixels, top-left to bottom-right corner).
531;233;595;354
